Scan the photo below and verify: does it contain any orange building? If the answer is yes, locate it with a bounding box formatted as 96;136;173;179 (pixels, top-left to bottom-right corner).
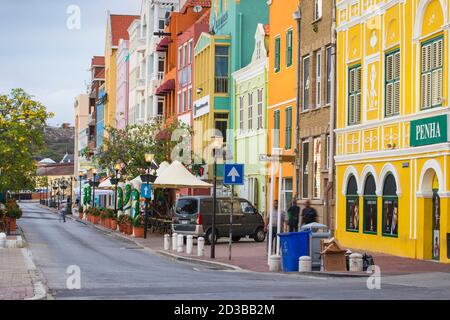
267;0;298;211
156;1;211;122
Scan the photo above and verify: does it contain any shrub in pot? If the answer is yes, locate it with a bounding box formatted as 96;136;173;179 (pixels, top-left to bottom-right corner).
132;214;145;238
78;206;84;220
108;209;118;230
5;199;22;232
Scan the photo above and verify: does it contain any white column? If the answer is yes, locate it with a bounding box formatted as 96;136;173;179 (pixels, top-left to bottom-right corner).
276;152;283;256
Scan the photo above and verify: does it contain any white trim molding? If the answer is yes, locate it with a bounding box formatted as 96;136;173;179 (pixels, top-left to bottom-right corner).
418;158;445;194
342;165;360;195
378;163;402;196
359;164;379;195
413;0;448;42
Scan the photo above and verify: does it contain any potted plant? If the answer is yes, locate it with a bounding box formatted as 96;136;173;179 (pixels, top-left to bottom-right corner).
124;215;133;235
109;209;118;231
78;206;84;220
5;199;22;232
92;208;101;224
132;214;145;238
117;214;126;233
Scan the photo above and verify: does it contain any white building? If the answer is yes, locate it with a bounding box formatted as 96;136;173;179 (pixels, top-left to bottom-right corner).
128;0;180;126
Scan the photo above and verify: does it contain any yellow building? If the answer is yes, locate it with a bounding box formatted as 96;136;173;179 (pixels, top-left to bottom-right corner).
335;0;449;263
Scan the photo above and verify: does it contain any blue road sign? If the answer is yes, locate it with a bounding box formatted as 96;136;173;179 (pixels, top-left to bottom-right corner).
224;164;244;185
141;184;152;199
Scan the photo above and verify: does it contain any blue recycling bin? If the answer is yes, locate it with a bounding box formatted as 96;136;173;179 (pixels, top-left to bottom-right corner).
278;231;311;272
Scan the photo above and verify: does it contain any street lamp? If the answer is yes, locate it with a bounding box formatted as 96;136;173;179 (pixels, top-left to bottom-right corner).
78;172;83;207
111;164;122;217
210;135;223;259
141;153;157;239
91;169;99;208
52;181;58;208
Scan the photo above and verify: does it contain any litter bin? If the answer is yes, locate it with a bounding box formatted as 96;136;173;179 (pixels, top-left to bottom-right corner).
300;223;330;269
278;231;310;272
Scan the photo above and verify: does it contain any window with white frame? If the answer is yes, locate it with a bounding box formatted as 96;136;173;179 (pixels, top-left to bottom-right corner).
178;47;182;70
183;90;188;112
177;92;182;113
183;44;188;67
348;65;361;125
314;0;322;21
257;89;263;129
282;178;293;211
303;56;310;110
316;50;322;107
239;96;244;132
421;37;443;110
248;92;253;131
385;50;400;117
313;136;322;199
188;87;192;110
188;40;192;64
325;134;330;170
326;46;332;104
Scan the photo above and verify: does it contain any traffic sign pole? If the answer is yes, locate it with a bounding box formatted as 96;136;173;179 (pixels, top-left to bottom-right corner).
229;185;234;261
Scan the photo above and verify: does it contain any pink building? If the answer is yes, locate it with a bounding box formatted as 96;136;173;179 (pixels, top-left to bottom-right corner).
116;39;130;129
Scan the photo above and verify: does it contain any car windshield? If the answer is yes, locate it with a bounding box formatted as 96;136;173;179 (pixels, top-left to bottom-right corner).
176;198;198;215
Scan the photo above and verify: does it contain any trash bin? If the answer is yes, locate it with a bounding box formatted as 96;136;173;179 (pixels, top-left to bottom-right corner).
278;231;310;272
300;223;331;269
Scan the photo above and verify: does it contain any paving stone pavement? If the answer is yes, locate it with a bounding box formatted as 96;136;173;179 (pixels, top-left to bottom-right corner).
0;248;35;300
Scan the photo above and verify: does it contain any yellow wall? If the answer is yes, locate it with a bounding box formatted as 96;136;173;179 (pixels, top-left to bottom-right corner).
335;0;450;263
104;26;117;137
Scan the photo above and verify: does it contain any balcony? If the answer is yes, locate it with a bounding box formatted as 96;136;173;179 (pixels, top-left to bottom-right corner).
214;76;229;94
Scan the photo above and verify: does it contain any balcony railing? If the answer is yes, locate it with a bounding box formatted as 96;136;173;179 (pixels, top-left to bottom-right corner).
215;76;229;94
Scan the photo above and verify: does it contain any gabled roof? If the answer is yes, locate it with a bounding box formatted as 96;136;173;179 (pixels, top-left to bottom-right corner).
180;0;211;14
110;14;140;47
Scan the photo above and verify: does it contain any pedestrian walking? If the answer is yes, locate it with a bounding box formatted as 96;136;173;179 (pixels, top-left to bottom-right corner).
265;200;287;255
287;198;300;232
301;200;317;226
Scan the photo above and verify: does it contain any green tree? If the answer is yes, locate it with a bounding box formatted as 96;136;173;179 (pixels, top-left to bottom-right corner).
0;89;53;193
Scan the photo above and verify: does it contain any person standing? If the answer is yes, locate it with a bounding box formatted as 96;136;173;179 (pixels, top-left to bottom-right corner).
265;200;287;255
300;200;317;226
287;199;300;232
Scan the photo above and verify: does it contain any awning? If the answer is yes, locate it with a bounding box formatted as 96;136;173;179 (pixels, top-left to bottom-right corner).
155;79;175;96
153;161;213;189
98;178;113;189
156;37;169;52
156;161;170;176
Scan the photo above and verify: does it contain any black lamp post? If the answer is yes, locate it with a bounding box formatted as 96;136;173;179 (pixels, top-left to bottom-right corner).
52;181;58;208
210;136;223;259
78;172;83;207
140;153;158;239
91;169;100;208
111;164;122;216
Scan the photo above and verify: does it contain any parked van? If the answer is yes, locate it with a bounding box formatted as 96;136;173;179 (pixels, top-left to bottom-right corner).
172;196;266;244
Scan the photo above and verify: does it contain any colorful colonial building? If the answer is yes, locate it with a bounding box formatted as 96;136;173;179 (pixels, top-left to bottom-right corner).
335;0;450;263
233;23;269;213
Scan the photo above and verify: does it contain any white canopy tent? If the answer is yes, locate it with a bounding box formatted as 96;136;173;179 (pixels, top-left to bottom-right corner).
153;161;212;189
98;178;113;189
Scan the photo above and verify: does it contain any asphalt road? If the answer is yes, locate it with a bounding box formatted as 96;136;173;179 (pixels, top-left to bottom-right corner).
18;202;450;300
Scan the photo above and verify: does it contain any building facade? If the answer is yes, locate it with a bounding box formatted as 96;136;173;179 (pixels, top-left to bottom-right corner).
335;0;449;263
233;23;269;213
74;94;90;177
87;56;105;157
297;0;336;225
116;39;130;130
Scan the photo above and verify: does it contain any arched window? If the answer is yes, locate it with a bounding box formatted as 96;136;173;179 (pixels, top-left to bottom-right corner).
346;175;359;232
382;174;398;236
363;174;377;234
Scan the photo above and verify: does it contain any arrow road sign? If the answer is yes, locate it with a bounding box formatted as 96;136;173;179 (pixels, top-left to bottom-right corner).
141;184;152;199
224;164;244;185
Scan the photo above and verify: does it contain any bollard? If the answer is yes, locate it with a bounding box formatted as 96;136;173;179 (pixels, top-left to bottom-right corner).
197;237;205;257
177;234;184;253
172;233;178;251
299;256;312;272
186;235;193;255
349;253;363;272
163;234;170;251
16;236;23;248
0;233;5;248
268;255;281;272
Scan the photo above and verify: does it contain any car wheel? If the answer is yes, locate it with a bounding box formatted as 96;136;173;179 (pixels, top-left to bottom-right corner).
205;229;218;245
253;227;266;242
232;236;241;242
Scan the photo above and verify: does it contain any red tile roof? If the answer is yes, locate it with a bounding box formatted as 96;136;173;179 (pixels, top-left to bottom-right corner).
36;163;74;177
110;15;140;47
92;56;105;66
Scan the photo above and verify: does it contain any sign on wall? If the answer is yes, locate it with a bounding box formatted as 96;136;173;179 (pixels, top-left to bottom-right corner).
410;115;448;147
193;95;210;119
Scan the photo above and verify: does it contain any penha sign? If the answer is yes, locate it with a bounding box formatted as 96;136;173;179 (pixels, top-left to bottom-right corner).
410;115;448;147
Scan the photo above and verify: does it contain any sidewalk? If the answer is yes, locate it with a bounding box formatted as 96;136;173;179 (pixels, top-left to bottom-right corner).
0;248;35;300
59;206;450;275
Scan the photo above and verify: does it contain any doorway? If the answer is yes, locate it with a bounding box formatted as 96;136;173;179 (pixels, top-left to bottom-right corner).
432;189;440;260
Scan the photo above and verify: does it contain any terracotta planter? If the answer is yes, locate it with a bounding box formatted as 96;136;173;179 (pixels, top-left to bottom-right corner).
133;226;144;238
106;218;111;229
79;212;84;220
110;220;117;231
94;216;100;224
125;223;133;235
6;217;16;232
119;223;124;233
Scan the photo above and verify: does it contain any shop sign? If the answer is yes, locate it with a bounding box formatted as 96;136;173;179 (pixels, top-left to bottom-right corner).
193;95;210;119
410;115;448;147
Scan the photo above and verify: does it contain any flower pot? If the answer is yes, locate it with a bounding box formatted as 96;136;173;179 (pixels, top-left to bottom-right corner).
119;223;124;233
79;212;84;220
106;218;111;229
94;216;100;224
133;226;144;238
6;217;16;232
110;220;118;231
125;223;133;235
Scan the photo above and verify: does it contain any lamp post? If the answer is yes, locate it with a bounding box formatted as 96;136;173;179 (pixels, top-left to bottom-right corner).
78;172;83;207
141;153;157;239
60;179;68;212
92;169;98;208
210;136;223;259
52;181;58;209
111;164;122;217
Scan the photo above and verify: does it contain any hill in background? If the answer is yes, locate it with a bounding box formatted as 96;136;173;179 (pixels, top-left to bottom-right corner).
36;124;75;162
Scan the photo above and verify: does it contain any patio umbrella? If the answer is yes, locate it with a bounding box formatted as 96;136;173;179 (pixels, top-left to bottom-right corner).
153;161;213;189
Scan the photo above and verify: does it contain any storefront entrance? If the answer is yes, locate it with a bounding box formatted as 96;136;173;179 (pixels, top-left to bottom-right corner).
432;189;440;260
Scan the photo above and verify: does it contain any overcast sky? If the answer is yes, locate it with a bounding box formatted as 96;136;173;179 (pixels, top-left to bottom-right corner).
0;0;141;126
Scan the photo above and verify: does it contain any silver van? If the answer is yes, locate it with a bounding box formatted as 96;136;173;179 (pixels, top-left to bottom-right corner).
172;196;266;244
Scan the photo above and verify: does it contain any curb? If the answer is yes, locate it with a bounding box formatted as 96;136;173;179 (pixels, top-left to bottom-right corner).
20;248;48;300
156;250;244;271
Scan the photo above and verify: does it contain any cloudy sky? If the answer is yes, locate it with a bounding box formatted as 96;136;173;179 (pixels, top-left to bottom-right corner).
0;0;141;126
